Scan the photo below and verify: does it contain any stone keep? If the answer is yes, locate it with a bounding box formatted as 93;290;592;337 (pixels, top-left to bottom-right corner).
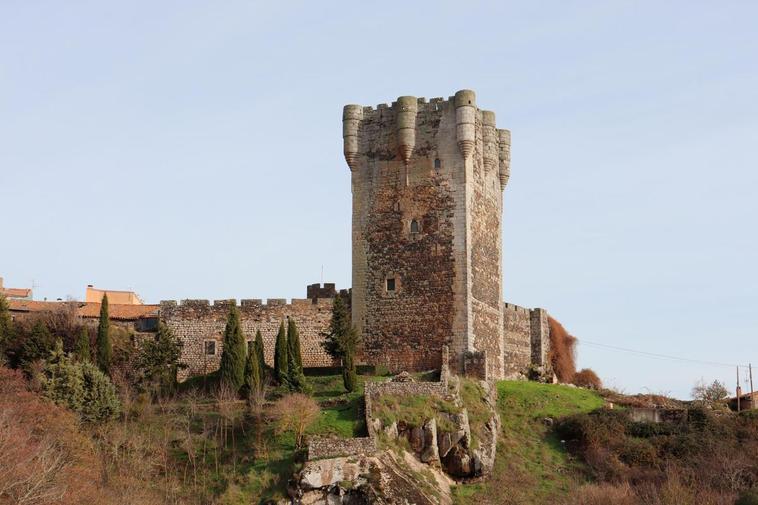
343;90;511;379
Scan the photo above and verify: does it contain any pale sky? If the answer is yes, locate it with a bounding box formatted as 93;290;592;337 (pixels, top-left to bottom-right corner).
1;1;756;398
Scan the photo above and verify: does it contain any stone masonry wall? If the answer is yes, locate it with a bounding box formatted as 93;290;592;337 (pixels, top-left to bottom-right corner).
503;303;551;379
161;297;337;381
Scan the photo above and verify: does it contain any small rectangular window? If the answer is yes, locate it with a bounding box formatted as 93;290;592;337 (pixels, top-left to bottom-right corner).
204;340;216;356
386;278;396;292
434;158;441;169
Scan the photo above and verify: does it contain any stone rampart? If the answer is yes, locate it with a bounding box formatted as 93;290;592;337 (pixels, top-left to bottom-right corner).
503;303;552;379
161;297;337;380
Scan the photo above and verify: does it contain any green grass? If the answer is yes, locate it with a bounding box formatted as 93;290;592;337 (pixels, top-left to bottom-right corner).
453;381;604;505
372;393;461;432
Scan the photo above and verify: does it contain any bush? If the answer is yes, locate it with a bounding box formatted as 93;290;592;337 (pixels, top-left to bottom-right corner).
547;316;577;382
41;341;120;422
573;368;603;390
271;393;320;448
737;490;758;505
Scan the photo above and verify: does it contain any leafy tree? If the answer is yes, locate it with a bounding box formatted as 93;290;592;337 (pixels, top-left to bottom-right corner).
218;305;246;391
96;294;112;374
21;319;55;368
134;323;184;394
322;295;361;392
254;329;265;376
0;294;12;356
273;321;288;385
242;341;262;399
74;326;91;362
692;379;729;404
287;318;307;392
41;339;120;422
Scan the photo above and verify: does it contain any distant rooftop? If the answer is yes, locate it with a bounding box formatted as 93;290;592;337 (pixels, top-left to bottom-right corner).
0;277;32;300
85;285;143;305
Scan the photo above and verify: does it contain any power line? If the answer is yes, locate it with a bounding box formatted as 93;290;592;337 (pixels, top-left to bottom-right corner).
577;338;750;370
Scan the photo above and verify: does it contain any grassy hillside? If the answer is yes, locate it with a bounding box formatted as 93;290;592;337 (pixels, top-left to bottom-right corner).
454;381;604;505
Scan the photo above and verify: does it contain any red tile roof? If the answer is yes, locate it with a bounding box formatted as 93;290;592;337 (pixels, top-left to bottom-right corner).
1;288;32;298
8;299;159;321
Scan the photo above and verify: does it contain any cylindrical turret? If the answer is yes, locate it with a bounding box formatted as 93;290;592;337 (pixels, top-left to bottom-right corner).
455;90;476;160
497;129;511;189
395;96;418;164
343;105;363;171
482;110;497;175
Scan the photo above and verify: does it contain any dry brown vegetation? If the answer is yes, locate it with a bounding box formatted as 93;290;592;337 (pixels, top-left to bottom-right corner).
547;316;577;382
572;368;602;390
0;368;164;505
556;408;758;504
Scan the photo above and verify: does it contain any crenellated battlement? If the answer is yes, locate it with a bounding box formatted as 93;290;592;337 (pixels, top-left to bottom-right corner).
160;297;333;318
343;89;511;191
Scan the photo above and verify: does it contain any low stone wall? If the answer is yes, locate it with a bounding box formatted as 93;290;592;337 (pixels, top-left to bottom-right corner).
628;408;689;424
308;437;377;460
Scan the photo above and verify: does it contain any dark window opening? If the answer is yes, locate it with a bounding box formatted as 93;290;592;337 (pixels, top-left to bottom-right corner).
410;219;420;234
386;278;396;292
205;340;216;356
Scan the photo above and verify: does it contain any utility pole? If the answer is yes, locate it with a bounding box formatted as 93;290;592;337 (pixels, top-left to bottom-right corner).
750;363;755;410
736;366;741;413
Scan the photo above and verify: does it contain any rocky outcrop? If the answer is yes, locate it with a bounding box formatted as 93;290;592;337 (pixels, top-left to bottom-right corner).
292;450;454;505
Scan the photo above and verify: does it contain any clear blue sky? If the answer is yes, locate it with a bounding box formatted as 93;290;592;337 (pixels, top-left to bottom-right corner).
2;1;756;399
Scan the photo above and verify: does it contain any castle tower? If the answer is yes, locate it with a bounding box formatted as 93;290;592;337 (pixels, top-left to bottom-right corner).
343;90;511;378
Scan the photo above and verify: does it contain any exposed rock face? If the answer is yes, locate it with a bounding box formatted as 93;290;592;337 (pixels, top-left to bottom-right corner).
293;450;454;505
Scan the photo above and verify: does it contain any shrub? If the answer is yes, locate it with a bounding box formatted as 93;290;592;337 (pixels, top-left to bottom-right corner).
41;341;120;422
737;490;758;505
547;316;577;382
20;319;55;369
271;393;320;448
96;293;112;374
573;368;603;389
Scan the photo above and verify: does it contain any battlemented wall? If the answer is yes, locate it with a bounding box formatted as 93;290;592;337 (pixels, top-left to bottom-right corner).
503;303;551;379
161;289;338;380
344;90;511;376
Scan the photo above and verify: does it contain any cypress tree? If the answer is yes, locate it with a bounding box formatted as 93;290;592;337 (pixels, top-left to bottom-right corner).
254;329;265;376
322;294;349;359
75;326;91;362
287;318;307;392
342;334;358;393
0;294;12;355
218;305;246;391
287;318;303;375
242;342;261;398
96;294;112;374
273;321;288;385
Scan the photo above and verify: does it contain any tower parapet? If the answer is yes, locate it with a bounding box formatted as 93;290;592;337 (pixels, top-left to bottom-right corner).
345;90;512;379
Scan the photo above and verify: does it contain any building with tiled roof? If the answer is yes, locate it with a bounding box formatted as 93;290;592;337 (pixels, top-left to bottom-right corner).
0;277;32;300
